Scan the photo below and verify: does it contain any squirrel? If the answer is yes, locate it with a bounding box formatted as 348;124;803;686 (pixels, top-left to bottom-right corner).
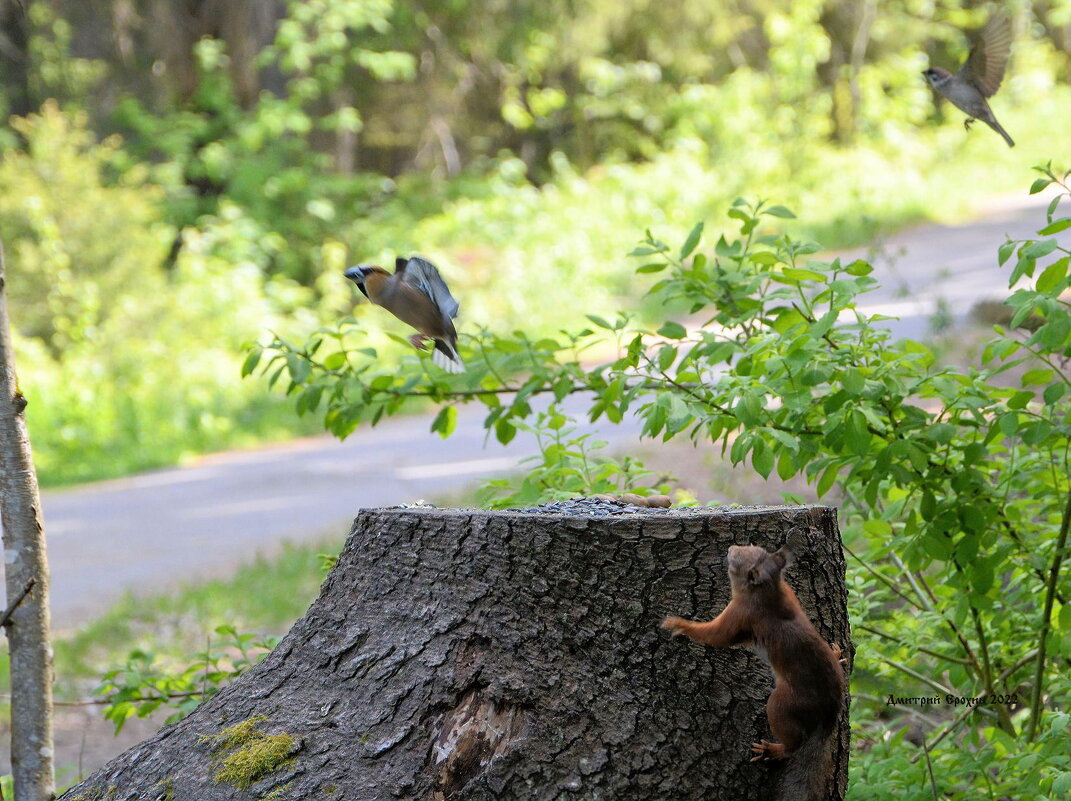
662;544;845;801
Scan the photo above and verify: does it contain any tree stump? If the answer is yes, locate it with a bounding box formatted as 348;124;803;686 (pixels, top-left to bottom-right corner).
58;501;852;801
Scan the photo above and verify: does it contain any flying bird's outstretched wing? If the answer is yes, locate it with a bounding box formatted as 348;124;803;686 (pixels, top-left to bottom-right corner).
395;256;460;322
960;10;1012;97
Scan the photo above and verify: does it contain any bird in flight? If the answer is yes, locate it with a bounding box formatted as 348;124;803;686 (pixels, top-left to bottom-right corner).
922;9;1014;147
345;256;465;373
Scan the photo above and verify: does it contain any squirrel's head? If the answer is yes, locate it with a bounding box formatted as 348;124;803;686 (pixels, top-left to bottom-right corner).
726;544;794;592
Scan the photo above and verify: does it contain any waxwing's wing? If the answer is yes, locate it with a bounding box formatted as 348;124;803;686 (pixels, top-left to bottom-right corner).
394;256;460;324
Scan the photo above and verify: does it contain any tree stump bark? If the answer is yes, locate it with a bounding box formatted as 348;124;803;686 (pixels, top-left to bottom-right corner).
58;502;852;801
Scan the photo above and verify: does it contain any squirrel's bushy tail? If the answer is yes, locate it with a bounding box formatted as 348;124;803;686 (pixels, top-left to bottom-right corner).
778;730;834;801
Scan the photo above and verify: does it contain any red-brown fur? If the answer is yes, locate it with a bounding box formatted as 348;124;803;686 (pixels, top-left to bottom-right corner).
662;544;845;800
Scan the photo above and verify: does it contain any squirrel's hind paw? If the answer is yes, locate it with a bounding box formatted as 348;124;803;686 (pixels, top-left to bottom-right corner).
830;642;847;667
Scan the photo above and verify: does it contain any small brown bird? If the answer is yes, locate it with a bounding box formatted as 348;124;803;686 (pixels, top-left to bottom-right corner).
345;256;464;373
923;9;1014;147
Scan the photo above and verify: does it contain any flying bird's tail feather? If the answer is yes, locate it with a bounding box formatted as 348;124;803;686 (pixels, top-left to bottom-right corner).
433;340;465;373
988;119;1015;148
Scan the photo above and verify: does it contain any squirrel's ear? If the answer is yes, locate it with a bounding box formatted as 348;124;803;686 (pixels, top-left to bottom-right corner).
773;546;795;569
748;558;780;585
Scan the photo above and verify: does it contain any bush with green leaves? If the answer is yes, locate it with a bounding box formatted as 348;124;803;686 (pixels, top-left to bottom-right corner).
96;625;279;734
255;167;1071;798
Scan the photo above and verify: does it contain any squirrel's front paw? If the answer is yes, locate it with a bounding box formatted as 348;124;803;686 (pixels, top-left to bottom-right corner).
661;616;692;637
750;740;787;761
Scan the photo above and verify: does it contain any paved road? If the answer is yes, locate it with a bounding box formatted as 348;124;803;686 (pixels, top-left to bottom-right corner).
35;396;643;630
7;192;1068;629
840;191;1065;338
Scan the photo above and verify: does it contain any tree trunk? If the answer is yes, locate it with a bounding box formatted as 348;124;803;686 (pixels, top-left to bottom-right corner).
0;0;33;118
0;238;55;801
58;502;851;801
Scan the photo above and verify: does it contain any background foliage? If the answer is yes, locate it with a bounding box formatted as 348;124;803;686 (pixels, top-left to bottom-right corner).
1;0;1070;482
1;0;1071;797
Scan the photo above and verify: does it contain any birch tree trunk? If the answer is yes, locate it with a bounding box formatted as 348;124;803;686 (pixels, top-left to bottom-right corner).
0;237;55;801
58;502;851;801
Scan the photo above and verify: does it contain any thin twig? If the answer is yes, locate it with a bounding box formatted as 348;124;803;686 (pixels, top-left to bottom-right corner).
921;736;940;801
50;691;203;707
879;657;955;697
1027;483;1071;739
843;545;922;609
910;704;986;764
0;578;35;627
856;624;972;666
997;650;1038;684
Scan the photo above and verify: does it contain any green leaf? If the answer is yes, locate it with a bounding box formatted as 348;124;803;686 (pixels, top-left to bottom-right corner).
768;428;798;451
241;347;262;377
1036;256;1069;294
816;463;839;497
764;205;796;219
1038;217;1071;235
553;377;574;402
286;353;311;384
1009;300;1037;329
750;251;779;266
730;432;751;464
926;423;956;444
845;259;872;276
430;406;457;439
658;321;687;339
781;268;825;282
322;351;347;370
1022;368;1054;387
842;368;865;395
1054;773;1071;796
846;410;870;455
586;314;612;329
1007;389;1033;409
636;262;667;274
1022;239;1058;260
495;418;516;445
1029;177;1052;195
864;520;892;538
997;240;1015;267
679;222;704;260
1010;256;1037;284
657;344;676;371
776;450;796;481
972;558;994;594
1058;603;1071;632
1044;382;1066;404
998;412;1020;435
752;441;773;478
